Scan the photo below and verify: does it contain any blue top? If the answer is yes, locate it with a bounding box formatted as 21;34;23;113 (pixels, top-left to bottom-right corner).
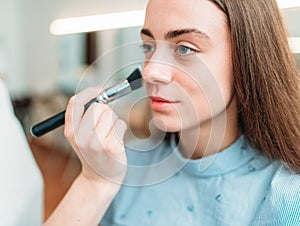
100;134;300;226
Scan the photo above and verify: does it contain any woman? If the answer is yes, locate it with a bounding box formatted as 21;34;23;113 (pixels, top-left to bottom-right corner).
45;0;300;225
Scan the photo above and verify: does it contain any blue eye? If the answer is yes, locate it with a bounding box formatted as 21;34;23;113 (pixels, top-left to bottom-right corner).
176;45;197;56
141;43;156;53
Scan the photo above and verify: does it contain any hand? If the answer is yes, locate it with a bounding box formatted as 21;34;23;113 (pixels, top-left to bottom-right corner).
64;86;128;185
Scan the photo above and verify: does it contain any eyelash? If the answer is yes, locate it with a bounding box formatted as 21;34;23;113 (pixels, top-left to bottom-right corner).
141;43;155;54
141;43;199;56
176;45;199;56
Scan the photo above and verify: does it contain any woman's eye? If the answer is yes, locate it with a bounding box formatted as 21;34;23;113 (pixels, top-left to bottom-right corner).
176;45;197;56
141;43;156;53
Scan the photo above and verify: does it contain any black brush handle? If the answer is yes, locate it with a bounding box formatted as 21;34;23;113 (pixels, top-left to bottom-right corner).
31;110;66;137
30;97;98;137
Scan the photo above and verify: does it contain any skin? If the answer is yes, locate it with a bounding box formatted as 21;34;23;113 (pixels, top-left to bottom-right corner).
142;0;241;158
44;86;128;226
44;0;242;225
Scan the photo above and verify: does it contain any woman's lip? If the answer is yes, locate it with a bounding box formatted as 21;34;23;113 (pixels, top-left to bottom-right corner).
150;96;173;103
149;96;179;111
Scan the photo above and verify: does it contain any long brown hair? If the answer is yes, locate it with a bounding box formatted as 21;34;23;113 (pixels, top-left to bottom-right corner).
210;0;300;172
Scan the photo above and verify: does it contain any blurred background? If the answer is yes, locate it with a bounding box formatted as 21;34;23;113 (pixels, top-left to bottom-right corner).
0;0;299;220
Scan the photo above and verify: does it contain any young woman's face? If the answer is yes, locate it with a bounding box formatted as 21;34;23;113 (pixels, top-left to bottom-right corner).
141;0;234;132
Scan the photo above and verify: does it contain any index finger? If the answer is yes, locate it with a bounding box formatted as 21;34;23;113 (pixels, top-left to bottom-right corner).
65;85;102;134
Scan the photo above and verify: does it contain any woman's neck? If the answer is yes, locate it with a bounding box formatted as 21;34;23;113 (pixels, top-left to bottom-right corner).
178;97;241;159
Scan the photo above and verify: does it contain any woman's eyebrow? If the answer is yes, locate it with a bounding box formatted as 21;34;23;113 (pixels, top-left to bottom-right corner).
140;28;210;40
140;28;154;38
165;28;210;40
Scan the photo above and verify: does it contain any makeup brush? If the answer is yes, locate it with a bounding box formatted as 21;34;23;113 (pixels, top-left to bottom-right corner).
30;67;142;137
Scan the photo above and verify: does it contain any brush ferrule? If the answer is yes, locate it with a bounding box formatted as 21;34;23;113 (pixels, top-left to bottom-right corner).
96;80;131;104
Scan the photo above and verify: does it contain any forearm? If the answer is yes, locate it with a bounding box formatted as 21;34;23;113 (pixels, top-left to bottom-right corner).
48;87;127;225
43;173;120;226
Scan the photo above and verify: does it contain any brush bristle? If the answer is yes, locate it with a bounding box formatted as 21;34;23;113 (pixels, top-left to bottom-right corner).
127;67;142;90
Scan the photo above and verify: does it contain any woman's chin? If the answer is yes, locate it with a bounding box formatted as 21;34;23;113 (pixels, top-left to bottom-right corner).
151;117;180;133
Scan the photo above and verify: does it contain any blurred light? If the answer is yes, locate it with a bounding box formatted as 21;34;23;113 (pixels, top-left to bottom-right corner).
288;37;300;53
277;0;300;9
50;2;300;35
50;10;145;35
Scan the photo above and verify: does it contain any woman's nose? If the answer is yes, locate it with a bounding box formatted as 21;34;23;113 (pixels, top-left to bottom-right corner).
142;60;173;85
